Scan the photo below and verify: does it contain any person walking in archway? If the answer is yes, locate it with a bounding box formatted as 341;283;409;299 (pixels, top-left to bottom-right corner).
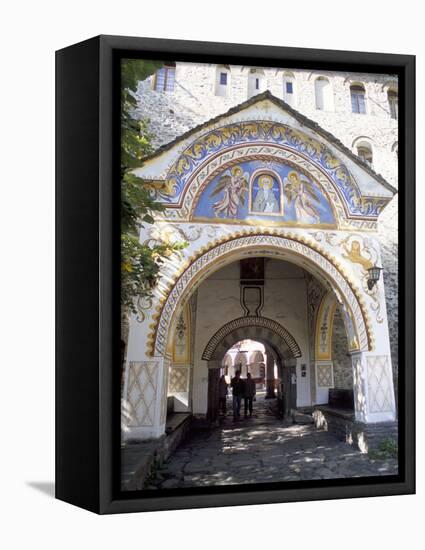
231;371;244;419
218;374;229;414
244;372;256;417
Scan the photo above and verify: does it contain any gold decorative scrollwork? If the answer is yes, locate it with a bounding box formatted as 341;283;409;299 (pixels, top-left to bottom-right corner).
136;295;153;323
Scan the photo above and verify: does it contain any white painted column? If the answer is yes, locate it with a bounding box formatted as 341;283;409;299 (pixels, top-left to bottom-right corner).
351;240;397;423
351;351;396;423
121;354;169;441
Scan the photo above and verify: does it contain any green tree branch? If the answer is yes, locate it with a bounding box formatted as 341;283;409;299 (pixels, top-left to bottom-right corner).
121;59;186;314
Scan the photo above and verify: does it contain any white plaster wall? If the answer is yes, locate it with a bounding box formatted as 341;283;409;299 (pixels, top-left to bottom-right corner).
192;264;240;414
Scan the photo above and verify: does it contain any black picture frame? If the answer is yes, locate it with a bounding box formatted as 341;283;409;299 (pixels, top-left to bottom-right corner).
56;35;415;514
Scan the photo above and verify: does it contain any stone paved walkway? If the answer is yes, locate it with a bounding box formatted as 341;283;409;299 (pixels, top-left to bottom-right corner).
145;395;397;489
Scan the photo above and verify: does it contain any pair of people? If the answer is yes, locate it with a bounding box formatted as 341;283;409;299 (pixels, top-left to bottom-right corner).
223;371;256;418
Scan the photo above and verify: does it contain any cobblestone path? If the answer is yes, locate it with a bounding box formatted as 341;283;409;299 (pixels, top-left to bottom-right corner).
146;395;397;489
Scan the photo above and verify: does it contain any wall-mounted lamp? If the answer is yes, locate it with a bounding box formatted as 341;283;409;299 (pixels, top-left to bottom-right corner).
367;266;383;290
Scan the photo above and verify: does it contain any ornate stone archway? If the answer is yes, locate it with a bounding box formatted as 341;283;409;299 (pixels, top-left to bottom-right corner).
148;231;372;359
123;229;396;441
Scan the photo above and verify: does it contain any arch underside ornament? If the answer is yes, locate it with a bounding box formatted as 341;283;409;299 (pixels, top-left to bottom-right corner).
148;231;373;357
148;121;389;225
202;316;302;361
315;291;338;360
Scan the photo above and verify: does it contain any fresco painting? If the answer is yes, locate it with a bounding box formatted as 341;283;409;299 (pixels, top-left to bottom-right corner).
193;160;335;225
250;172;282;216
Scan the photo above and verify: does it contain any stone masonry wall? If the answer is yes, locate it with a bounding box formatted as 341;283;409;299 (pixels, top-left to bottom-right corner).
133;62;399;398
332;306;353;390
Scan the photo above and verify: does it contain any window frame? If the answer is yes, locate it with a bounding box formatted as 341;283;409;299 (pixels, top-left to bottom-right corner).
154;64;176;92
350;84;367;114
388;90;398;119
357;145;373;166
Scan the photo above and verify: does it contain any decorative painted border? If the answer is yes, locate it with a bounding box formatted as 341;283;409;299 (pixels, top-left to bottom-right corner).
366;355;393;413
170;301;191;363
150;121;390;220
316;362;334;387
125;361;159;427
152;146;381;231
315;291;338;360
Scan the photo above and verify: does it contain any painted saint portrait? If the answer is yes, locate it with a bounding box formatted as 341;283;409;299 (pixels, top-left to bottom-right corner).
250;173;282;215
209;165;248;218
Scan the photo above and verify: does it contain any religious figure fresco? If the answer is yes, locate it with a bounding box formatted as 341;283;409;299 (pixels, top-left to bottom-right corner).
193;160;335;226
251;173;282;215
209;165;248;218
284;171;321;224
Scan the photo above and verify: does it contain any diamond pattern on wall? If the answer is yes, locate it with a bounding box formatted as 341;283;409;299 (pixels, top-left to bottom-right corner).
160;358;170;425
367;355;393;413
126;361;158;427
168;367;189;394
317;363;333;387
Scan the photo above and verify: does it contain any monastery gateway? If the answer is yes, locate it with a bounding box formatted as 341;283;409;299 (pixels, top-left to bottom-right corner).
121;86;398;447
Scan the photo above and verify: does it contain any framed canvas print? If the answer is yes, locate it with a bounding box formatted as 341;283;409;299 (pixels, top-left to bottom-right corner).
56;35;415;514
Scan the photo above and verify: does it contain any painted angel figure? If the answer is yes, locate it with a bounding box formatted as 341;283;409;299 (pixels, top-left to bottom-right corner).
210;166;248;218
284;171;321;223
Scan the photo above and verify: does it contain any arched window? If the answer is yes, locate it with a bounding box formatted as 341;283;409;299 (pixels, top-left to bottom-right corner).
282;72;296;107
388;89;398;119
350;83;366;114
215;65;230;97
315;76;333;111
248;68;266;98
356;140;373;166
153;63;176;92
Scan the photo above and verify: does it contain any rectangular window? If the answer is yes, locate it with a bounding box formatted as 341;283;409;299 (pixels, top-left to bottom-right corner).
255;78;259;90
165;68;175;92
286;81;293;94
389;96;398;119
220;72;227;85
351;91;366;114
155;68;166;91
154;66;176;92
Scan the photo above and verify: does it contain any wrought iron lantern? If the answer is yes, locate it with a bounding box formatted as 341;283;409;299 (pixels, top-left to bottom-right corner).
367;265;383;290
